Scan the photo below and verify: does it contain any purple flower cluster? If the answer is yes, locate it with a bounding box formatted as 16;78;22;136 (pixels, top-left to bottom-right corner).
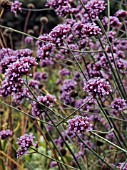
36;34;55;66
74;96;96;112
40;58;54;67
46;0;72;17
34;72;48;81
59;68;72;76
60;79;77;105
72;21;101;39
12;87;31;104
38;94;56;106
116;39;127;51
36;34;51;48
0;129;12;139
102;16;122;29
83;77;112;97
25;36;34;44
50;161;58;168
111;98;127;111
31;101;41;117
117;162;127;170
0;48;17;73
37;47;54;66
37;43;55;59
84;63;101;78
0;58;17;74
49;24;71;46
81;23;101;37
11;0;22;16
15;49;33;57
85;0;106;19
1;48;33;73
60;79;77;93
95;39;127;75
31;94;56;117
96;53;113;70
36;35;54;56
116;58;127;74
109;16;121;27
16;133;38;158
115;9;127;18
67;115;92;135
29;80;40;89
74;71;80;81
0;48;15;59
0;57;37;96
54;127;94;161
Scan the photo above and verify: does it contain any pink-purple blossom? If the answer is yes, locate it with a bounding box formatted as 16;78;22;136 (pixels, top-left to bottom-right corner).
59;68;72;76
49;24;71;46
34;72;48;81
115;9;127;18
110;16;122;27
0;57;37;97
46;0;72;17
11;0;22;16
117;162;127;170
60;79;77;105
81;23;101;36
12;87;31;104
0;129;12;139
16;133;38;158
31;94;56;117
85;0;106;19
67;115;92;135
25;36;34;43
111;98;127;111
83;77;112;97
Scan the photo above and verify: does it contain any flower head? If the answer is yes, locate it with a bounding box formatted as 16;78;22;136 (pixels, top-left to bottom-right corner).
60;79;77;105
0;129;12;139
31;94;56;117
0;57;37;97
46;0;72;17
34;72;48;81
15;49;33;57
59;68;72;76
11;1;22;16
85;0;106;19
49;24;71;46
67;115;92;135
83;77;112;97
117;162;127;170
115;9;127;18
111;98;127;111
25;36;34;43
16;133;38;158
81;23;101;37
110;16;122;27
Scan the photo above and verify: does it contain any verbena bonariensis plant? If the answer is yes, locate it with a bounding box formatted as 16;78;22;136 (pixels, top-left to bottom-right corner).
0;0;127;169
